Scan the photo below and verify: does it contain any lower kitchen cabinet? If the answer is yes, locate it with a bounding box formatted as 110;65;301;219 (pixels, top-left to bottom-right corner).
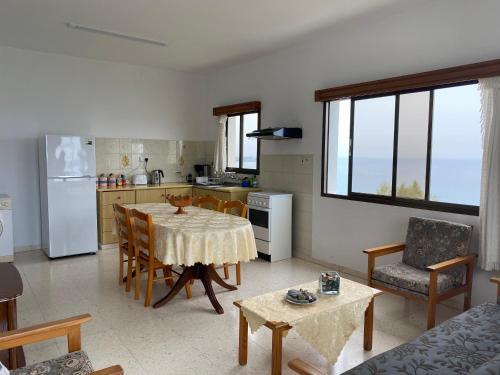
192;187;259;206
136;188;166;203
97;185;193;248
166;187;192;198
97;185;257;248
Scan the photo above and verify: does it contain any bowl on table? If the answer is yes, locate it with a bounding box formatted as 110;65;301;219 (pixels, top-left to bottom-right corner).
168;195;192;214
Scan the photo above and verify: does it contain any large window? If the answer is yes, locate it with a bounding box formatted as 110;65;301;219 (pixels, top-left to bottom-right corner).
226;111;260;173
322;81;482;215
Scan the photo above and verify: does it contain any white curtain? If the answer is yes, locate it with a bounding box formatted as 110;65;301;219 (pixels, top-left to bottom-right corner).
478;77;500;271
213;115;227;175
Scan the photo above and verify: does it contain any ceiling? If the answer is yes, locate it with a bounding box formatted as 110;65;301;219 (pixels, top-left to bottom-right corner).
0;0;406;73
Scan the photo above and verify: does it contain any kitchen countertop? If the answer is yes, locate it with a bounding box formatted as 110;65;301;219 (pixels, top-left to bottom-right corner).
193;185;261;193
96;183;193;192
97;183;260;193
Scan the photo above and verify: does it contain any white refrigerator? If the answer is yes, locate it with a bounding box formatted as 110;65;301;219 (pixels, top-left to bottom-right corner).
39;135;98;258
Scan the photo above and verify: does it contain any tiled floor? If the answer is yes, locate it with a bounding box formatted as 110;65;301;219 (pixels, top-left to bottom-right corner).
13;249;461;374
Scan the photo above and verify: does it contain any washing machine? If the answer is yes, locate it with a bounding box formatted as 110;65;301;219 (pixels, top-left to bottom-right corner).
0;194;13;262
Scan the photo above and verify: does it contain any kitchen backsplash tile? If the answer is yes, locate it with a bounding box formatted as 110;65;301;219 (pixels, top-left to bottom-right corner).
258;154;314;259
96;137;215;182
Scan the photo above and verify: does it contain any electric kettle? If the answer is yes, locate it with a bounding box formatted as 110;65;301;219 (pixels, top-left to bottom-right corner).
151;170;164;185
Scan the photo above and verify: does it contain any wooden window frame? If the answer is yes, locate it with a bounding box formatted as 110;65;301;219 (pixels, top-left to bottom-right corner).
225;111;261;175
315;58;500;101
317;59;500;216
213;101;261;175
321;81;481;216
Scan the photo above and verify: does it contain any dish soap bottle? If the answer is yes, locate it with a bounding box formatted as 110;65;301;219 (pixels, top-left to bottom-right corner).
252;175;258;187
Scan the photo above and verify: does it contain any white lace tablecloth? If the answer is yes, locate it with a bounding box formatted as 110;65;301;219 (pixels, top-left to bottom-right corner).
125;203;257;266
240;278;374;364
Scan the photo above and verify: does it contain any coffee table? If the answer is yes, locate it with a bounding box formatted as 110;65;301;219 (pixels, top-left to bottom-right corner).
234;279;382;375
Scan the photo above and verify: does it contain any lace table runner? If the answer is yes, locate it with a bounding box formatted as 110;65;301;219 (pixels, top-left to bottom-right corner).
124;203;257;266
240;278;373;363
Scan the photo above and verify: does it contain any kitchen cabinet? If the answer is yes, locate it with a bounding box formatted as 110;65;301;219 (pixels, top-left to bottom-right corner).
136;188;166;203
97;190;135;247
96;183;192;248
192;187;260;206
166;187;192;198
96;184;258;248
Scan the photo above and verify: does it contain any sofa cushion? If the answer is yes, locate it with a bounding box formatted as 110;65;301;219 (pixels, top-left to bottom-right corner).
11;350;94;375
470;353;500;374
372;262;457;296
344;303;500;375
402;217;472;285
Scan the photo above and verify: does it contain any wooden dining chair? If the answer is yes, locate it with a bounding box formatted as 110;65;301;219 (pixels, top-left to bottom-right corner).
220;200;247;285
129;209;192;307
113;203;135;293
196;195;222;211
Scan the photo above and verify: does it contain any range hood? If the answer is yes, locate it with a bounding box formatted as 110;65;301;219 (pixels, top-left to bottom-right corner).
246;127;302;140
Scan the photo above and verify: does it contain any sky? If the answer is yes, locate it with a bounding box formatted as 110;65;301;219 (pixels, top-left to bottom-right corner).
332;83;483;160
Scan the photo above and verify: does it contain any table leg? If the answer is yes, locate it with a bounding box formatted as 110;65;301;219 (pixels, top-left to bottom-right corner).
153;263;237;314
272;327;285;375
363;297;374;351
153;266;194;308
200;266;225;314
207;264;237;291
238;310;248;366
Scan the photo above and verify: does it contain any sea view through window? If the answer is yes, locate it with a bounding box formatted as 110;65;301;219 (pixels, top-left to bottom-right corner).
323;81;482;213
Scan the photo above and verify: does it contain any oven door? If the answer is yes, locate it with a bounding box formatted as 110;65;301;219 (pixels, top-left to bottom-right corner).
248;206;270;242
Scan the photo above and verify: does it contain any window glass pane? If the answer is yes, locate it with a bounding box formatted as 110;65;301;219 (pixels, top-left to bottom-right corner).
242;113;258;169
430;84;482;205
396;91;429;199
352;96;396;195
326;99;350;195
227;116;240;168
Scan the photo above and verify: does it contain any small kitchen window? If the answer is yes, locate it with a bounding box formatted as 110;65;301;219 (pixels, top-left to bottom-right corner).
226;111;261;174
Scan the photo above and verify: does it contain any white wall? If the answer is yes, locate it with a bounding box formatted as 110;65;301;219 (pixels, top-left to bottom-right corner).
203;0;500;304
0;46;208;250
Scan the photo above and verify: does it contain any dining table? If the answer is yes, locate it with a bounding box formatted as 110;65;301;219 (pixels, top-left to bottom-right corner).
125;203;257;314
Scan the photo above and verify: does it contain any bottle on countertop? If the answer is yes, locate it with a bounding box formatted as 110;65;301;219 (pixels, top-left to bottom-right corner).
252;175;258;187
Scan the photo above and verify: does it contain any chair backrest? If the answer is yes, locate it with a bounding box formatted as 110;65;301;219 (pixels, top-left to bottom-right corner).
403;217;472;282
222;200;247;218
129;209;155;263
113;204;132;249
196;195;221;211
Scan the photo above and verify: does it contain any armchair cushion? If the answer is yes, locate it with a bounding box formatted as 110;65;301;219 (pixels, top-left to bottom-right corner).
372;262;458;296
402;217;472;284
11;350;94;375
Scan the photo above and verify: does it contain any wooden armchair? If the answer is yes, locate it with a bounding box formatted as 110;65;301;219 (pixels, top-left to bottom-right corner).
0;314;123;374
364;217;475;329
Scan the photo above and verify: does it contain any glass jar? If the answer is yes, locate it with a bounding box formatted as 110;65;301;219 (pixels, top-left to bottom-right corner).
319;271;340;295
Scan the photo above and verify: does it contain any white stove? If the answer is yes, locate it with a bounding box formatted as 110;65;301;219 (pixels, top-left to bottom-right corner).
247;191;292;262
